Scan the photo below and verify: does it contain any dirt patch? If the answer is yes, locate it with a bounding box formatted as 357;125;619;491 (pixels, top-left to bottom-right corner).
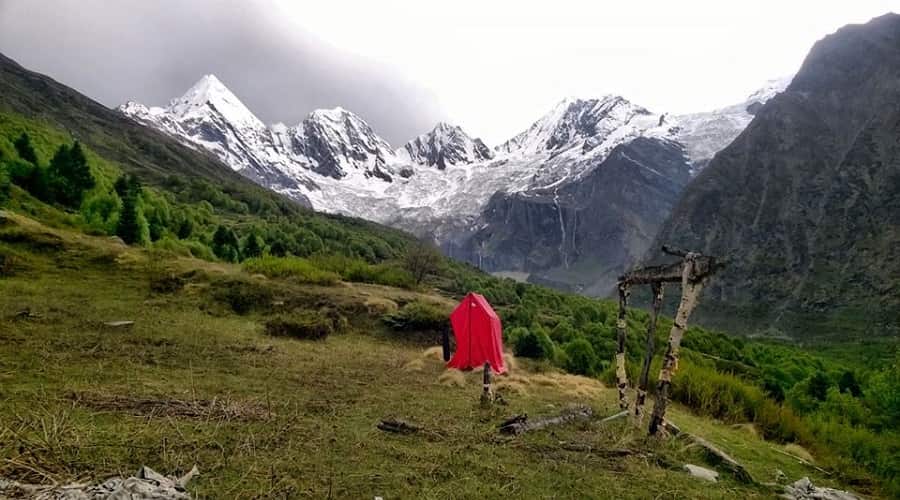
69;392;271;421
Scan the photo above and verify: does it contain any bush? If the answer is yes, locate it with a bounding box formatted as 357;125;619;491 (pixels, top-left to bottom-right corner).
564;337;598;376
265;311;339;340
0;251;19;277
243;256;340;285
513;326;555;360
213;278;276;315
382;300;449;333
0;166;9;204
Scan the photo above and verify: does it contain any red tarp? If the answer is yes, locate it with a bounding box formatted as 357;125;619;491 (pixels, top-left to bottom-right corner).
447;292;507;374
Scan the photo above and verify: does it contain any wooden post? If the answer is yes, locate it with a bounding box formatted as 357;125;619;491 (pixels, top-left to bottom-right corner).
615;282;630;410
480;362;494;406
649;255;705;435
634;281;663;422
441;328;451;362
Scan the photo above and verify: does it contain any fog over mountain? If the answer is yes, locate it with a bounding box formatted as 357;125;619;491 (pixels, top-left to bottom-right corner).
0;0;446;145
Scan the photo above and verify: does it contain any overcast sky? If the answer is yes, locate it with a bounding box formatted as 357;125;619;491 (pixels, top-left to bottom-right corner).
0;1;895;145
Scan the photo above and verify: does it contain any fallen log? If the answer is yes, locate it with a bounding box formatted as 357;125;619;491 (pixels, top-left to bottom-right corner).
499;405;593;435
664;420;754;484
377;418;420;434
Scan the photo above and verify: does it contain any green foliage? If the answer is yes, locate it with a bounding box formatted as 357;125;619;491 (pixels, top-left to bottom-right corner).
865;355;900;431
115;176;148;245
382;300;449;333
212;277;276;315
838;370;862;397
513;326;555;360
403;240;442;285
0;166;9;204
265;310;345;340
212;225;241;262
564;337;598;375
80;191;121;234
47;141;95;207
13;132;37;164
242;256;340;286
242;233;264;259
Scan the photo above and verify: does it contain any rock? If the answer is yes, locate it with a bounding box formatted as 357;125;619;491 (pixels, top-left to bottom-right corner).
684;464;719;482
104;321;135;328
781;477;859;500
775;469;788;482
1;466;197;499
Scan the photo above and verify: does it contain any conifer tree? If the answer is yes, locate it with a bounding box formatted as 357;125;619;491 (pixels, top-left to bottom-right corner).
114;174;145;245
13;133;37;165
48;141;95;207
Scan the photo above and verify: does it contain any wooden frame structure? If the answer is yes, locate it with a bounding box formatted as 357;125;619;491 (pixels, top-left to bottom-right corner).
614;246;723;434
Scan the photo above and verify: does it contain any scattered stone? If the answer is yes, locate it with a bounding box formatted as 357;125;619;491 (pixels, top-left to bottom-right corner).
104;321;135;328
781;477;859;500
684;464;719;483
775;469;788;482
0;466;198;499
13;309;42;320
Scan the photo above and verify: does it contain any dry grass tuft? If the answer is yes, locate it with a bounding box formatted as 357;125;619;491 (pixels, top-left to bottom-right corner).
69;392;271;421
495;379;529;396
731;423;759;438
438;370;466;387
364;296;398;315
422;346;444;361
402;358;425;372
503;352;519;371
784;443;815;463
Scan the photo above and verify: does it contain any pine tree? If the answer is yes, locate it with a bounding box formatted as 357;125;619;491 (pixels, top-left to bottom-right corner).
48;141;95;207
114;174;145;245
116;191;142;244
242;234;264;259
13;133;37;165
213;225;241;262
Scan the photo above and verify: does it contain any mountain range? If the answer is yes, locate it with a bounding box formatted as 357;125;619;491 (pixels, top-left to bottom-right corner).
120;73;788;293
649;12;900;337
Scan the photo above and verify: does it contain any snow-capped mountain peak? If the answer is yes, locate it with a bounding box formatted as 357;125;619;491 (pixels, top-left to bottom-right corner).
295;106;396;180
398;121;494;169
167;74;265;132
497;95;656;157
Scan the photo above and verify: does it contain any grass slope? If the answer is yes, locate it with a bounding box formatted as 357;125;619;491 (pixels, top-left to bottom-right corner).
0;212;855;498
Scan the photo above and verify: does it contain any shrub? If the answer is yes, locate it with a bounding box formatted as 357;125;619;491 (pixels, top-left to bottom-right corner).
265;311;338;340
213;278;276;315
382;300;449;332
513;326;554;360
243;256;340;285
0;251;19;277
0;166;9;204
403;240;442;285
564;337;598;376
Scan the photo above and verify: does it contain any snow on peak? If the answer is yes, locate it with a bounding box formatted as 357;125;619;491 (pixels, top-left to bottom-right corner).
497;94;657;157
398;121;493;168
166;74;265;132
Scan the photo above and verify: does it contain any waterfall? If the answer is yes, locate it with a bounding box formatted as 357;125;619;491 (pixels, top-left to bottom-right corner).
553;190;569;269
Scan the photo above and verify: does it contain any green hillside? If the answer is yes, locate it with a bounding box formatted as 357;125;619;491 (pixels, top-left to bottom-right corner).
0;53;897;498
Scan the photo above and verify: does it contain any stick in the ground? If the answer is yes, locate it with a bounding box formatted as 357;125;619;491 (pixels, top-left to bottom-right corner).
649;255;708;435
615;283;630;410
635;282;663;422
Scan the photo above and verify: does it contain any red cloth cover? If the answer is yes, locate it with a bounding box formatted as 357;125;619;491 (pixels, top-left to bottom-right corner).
447;292;507;374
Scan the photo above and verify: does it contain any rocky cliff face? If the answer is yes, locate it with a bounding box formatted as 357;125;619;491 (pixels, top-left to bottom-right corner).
398;122;493;169
462;137;692;295
648;13;900;338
